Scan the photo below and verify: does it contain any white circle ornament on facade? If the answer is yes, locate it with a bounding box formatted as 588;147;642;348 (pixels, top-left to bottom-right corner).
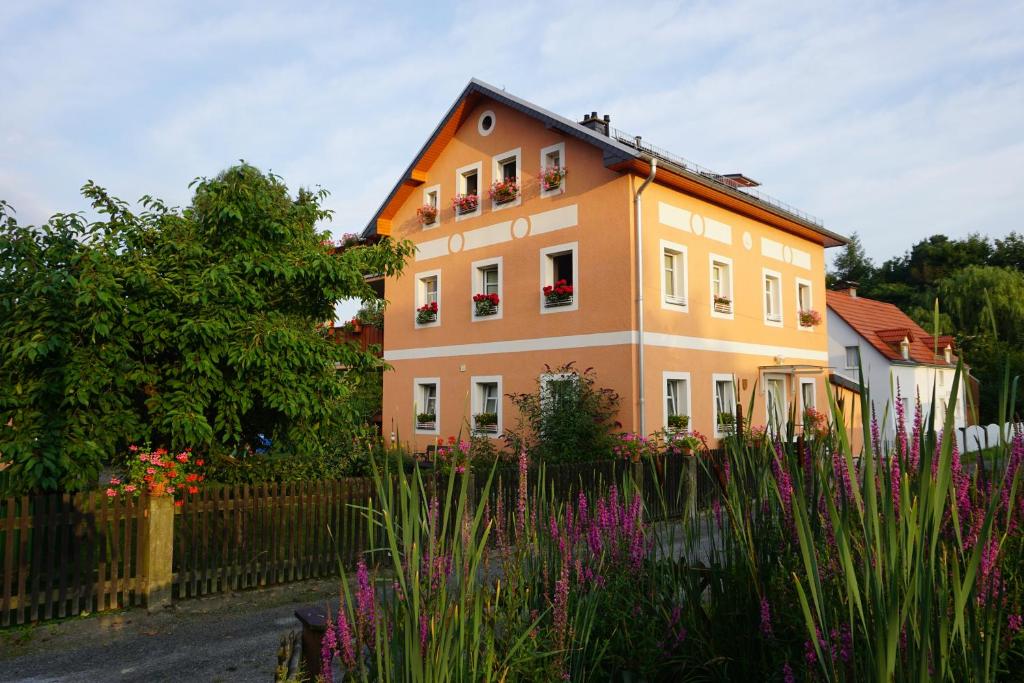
449;233;463;253
691;214;705;236
743;231;753;250
512;217;529;239
478;110;495;136
783;246;793;263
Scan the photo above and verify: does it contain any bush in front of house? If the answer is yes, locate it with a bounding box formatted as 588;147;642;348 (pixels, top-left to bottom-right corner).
504;362;621;463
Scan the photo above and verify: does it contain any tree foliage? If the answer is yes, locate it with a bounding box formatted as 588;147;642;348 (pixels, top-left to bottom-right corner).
0;165;413;492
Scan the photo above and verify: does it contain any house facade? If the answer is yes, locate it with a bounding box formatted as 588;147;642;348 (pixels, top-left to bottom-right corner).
827;287;967;444
362;79;848;449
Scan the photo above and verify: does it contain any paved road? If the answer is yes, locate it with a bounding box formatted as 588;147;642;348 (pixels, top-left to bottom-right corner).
0;579;340;683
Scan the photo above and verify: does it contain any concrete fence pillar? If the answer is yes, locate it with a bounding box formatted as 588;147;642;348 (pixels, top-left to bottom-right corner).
140;495;175;611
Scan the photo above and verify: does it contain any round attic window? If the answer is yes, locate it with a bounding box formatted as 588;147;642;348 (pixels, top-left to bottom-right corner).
478;110;495;136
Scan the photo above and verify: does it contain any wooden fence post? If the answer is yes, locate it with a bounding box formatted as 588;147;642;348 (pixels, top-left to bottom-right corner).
140;495;174;611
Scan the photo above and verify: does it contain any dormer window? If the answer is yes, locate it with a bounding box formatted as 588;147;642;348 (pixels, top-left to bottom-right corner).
900;337;910;360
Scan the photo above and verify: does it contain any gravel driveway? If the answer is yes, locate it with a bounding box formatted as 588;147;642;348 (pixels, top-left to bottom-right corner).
0;579;341;683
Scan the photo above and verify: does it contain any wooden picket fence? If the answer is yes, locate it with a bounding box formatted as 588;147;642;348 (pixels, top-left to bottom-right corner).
2;454;719;627
0;492;147;627
172;479;376;599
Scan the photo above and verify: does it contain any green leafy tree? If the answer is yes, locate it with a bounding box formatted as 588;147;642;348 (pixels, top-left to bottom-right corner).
0;165;413;492
828;231;875;287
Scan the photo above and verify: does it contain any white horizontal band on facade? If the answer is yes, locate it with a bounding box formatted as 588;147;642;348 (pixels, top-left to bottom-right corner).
384;331;829;362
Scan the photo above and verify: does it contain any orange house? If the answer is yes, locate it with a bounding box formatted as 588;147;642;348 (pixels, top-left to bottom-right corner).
361;79;848;449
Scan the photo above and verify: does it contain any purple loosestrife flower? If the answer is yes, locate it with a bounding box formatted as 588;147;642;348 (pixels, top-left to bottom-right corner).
1004;432;1023;532
321;616;337;683
712;497;723;529
910;394;923;472
782;663;796;683
552;560;571;679
833;448;853;500
890;452;901;517
977;537;1004;606
516;448;528;540
759;597;774;638
420;611;429;653
895;380;908;459
356;558;376;643
1009;614;1022;633
336;606;357;669
772;444;793;526
871;405;882;454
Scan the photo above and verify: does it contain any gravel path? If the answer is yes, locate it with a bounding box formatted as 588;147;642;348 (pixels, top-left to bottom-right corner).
0;579;341;683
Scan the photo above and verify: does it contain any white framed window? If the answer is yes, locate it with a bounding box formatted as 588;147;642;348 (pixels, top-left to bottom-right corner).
796;278;812;329
540;372;577;409
765;374;788;433
539;142;566;198
713;374;737;437
709;254;733;319
414;377;440;435
660;240;688;311
800;378;816;413
763;269;783;326
663;371;692;432
539;241;578;314
845;346;860;369
454;161;482;221
471;256;503;322
491;147;521;211
414;269;441;329
471;375;503;437
477;110;495;137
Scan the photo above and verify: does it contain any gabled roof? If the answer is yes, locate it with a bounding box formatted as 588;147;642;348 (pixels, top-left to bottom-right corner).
361;78;847;247
826;289;956;367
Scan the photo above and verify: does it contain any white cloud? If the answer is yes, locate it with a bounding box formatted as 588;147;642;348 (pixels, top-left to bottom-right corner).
1;0;1022;268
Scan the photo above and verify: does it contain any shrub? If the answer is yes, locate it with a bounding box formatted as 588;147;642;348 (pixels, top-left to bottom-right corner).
505;363;620;463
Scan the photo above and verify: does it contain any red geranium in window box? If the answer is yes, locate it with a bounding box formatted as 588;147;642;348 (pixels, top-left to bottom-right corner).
416;301;438;324
543;279;573;307
473;292;500;316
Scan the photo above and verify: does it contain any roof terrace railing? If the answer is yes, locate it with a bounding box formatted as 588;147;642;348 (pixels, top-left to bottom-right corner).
608;126;824;228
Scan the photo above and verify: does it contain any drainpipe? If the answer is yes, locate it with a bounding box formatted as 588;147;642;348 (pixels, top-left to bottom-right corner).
634;157;658;436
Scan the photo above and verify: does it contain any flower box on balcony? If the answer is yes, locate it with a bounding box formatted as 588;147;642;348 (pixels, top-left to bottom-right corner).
717;411;736;434
416;413;436;431
473;293;500;317
540;166;567;192
799;309;822;327
416;302;438;325
489;178;520;205
713;296;732;314
473;412;498;433
543;280;574;308
452;194;479;215
417;204;438;226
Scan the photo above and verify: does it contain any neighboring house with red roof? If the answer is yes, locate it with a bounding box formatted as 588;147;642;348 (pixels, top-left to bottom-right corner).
826;285;967;443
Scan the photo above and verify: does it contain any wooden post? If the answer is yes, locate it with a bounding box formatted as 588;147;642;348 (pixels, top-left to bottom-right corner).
140;495;174;611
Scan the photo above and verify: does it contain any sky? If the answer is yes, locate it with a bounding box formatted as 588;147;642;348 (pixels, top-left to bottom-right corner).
3;0;1023;315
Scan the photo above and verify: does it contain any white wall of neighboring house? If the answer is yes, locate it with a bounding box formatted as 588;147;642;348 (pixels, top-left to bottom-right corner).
827;309;967;444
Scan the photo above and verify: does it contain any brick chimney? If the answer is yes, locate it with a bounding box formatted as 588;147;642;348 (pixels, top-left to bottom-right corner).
579;112;611;136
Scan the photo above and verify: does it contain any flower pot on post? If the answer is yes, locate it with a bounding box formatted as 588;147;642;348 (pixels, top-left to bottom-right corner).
140;494;175;612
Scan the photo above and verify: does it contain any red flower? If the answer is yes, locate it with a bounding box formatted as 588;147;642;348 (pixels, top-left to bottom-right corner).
196;459;205;467
174;500;184;508
188;486;199;494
